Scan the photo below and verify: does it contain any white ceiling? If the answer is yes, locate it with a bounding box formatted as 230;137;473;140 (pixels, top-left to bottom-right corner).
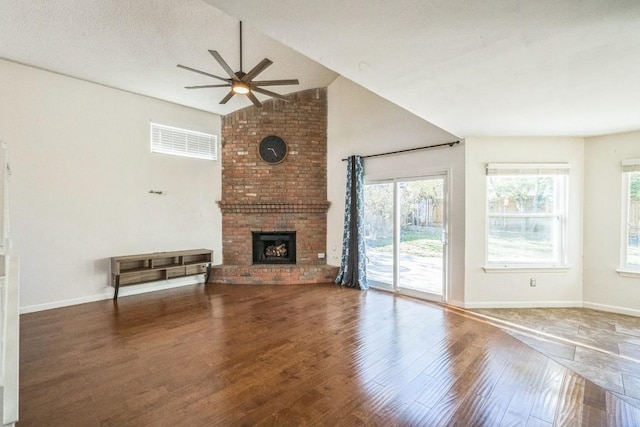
0;0;338;116
2;0;640;138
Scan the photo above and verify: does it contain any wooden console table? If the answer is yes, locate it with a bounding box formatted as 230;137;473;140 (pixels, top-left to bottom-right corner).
110;249;213;300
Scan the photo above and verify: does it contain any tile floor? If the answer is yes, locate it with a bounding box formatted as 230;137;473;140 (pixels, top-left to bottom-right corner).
464;307;640;410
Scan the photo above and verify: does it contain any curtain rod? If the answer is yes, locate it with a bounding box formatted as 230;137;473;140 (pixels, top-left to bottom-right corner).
341;140;460;161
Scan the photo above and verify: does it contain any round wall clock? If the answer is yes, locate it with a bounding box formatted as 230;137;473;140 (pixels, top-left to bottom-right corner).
258;135;288;164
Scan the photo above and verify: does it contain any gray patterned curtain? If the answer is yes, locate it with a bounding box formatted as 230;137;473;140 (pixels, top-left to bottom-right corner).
336;155;368;290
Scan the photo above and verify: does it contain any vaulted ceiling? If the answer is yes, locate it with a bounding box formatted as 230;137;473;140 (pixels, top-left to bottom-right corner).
0;1;338;118
2;0;639;138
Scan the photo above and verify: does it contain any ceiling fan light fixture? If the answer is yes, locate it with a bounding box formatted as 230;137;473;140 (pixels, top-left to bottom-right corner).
232;81;250;94
178;21;298;107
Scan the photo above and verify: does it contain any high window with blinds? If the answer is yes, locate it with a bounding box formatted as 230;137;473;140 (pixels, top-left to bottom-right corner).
486;163;570;268
150;122;217;160
621;159;640;272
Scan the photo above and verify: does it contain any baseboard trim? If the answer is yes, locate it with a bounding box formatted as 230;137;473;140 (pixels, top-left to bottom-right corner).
447;299;465;308
20;293;111;314
460;300;640;317
20;277;204;314
462;300;583;309
583;301;640;317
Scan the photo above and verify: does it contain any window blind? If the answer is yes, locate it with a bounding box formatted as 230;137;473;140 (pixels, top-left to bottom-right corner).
151;122;217;160
486;163;570;176
622;159;640;172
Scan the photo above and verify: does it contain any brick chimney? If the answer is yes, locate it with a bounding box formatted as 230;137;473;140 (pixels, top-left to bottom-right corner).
211;88;339;285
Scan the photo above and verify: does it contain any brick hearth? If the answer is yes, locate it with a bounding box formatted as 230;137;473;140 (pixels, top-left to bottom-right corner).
211;88;339;285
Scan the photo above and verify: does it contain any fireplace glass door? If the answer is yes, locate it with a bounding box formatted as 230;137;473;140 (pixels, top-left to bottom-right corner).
252;232;296;264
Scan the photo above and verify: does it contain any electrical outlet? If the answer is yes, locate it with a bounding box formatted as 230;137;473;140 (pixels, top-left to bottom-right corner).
318;253;325;259
530;278;536;287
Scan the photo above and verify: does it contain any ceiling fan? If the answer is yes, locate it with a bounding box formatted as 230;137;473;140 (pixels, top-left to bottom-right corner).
177;22;299;108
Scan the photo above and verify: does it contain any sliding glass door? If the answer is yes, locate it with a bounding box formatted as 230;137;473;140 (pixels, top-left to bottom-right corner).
364;175;447;301
364;182;395;291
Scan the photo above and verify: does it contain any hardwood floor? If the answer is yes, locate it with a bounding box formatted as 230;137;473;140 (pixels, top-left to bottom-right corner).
19;284;640;426
468;307;640;409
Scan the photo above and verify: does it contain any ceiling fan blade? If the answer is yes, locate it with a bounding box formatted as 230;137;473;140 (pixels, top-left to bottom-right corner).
251;79;299;87
208;50;237;80
185;84;231;89
176;64;229;83
219;90;235;104
242;58;273;82
252;87;289;101
246;92;263;108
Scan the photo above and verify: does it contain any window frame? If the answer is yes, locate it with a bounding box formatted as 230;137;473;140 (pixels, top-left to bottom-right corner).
619;159;640;276
485;163;570;270
150;122;218;161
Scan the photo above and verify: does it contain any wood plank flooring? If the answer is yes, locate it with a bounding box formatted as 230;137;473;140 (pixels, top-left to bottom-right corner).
19;284;640;426
468;307;640;408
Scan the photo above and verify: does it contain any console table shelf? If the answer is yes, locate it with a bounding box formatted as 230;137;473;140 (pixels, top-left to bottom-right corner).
111;249;213;300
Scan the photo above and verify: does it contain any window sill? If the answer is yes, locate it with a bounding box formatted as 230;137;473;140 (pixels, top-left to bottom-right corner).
616;269;640;279
483;265;570;273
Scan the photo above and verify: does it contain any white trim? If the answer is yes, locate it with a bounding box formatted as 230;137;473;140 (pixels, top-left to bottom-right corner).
483;266;571;273
443;168;452;304
462;300;583;309
20;276;204;314
583;301;640;318
616;269;640;279
398;287;443;303
620;172;628;271
620;169;640;270
20;292;109;314
3;256;19;426
363;163;453;183
447;299;465;308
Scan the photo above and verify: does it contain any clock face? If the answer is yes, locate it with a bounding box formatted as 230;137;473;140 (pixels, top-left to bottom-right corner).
258;136;288;164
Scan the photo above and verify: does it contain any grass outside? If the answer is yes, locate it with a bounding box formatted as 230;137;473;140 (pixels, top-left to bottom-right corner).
367;228;555;261
488;237;553;262
366;226;443;257
367;231;640;265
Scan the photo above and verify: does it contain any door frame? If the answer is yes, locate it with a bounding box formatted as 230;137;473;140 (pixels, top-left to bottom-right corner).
364;170;450;303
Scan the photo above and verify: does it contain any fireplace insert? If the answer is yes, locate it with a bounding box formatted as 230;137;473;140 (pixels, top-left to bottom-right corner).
252;232;296;264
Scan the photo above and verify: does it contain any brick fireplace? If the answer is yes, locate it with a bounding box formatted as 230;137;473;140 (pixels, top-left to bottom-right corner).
210;88;339;285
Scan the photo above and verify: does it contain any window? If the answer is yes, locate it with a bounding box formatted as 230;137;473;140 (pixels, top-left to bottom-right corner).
150;122;217;160
486;163;569;268
621;159;640;272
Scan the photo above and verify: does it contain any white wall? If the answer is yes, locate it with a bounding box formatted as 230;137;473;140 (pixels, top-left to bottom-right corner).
0;59;222;312
6;59;636;315
327;77;466;304
583;131;640;316
464;137;584;308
